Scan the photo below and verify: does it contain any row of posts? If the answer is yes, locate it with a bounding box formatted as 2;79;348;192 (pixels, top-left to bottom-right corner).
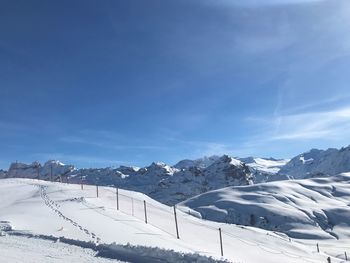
26;171;349;262
88;183;225;255
80;180;349;261
317;243;348;262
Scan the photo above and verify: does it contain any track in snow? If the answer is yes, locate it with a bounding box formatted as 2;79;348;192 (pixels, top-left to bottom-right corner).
39;185;101;244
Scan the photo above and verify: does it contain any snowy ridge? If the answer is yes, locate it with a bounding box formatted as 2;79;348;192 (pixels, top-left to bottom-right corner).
174;156;220;170
279;145;350;178
238;157;289;183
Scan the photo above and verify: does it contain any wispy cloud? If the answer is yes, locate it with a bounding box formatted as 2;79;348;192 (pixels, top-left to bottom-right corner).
271;107;350;141
248;106;350;142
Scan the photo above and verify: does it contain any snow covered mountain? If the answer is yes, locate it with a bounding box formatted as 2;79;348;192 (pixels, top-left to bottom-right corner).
279;145;350;179
179;173;350;240
238;157;289;182
4;160;75;180
2;156;252;205
144;155;252;204
3;145;350;205
174;155;220;170
108;155;252;205
0;169;7;178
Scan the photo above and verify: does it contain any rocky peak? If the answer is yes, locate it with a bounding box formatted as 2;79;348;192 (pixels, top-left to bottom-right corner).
174;155;220;170
204;155;252;186
143;162;178;176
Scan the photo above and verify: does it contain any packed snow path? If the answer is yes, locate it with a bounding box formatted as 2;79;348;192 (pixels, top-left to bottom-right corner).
0;179;342;263
0;234;120;263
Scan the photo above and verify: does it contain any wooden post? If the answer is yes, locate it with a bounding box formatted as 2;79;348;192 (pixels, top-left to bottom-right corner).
173;206;180;239
317;243;320;253
143;200;148;224
96;185;99;198
345;252;348;261
116;188;119;210
219;228;224;257
327;257;331;263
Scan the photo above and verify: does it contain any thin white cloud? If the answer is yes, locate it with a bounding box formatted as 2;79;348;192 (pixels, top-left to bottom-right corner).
251;106;350;142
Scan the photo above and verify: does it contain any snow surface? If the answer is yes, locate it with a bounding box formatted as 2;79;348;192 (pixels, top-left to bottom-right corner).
0;178;337;263
180;173;350;260
238;157;290;183
279;146;350;178
0;234;120;263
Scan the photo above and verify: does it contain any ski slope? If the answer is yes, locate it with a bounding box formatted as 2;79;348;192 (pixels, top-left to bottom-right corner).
0;179;341;263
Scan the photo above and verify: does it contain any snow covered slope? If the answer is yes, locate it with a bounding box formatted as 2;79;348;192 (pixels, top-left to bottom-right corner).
0;234;120;263
238;157;289;182
180;173;350;241
279;146;350;178
0;178;338;263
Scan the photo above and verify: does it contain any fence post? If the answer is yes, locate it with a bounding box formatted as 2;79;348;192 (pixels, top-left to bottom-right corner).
327;257;331;263
143;200;148;224
96;185;99;198
116;188;119;210
173;206;180;239
317;243;320;253
219;228;224;257
345;252;348;261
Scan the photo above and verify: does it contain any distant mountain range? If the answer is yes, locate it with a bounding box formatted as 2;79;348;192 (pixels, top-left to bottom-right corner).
1;145;350;205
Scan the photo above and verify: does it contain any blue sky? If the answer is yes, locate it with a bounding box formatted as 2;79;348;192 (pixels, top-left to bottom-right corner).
1;0;350;169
